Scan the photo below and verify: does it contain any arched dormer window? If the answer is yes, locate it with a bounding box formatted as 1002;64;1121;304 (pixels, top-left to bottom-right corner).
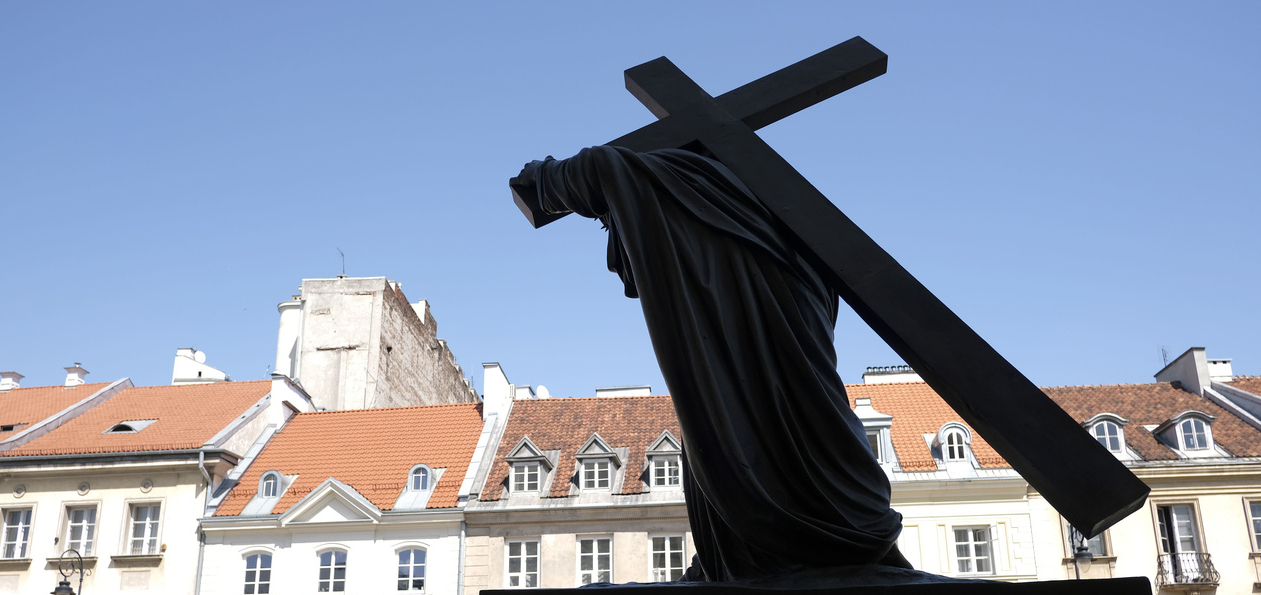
260;472;280;499
409;465;432;492
1179;418;1209;450
1083;413;1129;454
1154;411;1217;455
933;423;972;463
1093;421;1121;452
944;429;967;461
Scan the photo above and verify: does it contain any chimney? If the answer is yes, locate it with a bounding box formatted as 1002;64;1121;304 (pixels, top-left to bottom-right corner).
172;348;230;384
64;364;88;387
1155;347;1210;396
0;372;23;391
594;386;651;398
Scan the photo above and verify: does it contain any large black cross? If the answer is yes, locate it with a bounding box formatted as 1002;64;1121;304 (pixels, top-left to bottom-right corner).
511;37;1147;536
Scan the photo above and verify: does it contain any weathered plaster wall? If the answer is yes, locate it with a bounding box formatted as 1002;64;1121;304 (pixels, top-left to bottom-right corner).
371;285;477;408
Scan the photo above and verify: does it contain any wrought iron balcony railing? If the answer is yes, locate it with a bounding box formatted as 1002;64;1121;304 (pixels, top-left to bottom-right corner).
1156;552;1220;587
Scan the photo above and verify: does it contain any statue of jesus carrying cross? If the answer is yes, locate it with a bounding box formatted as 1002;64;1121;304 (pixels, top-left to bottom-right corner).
509;37;1148;583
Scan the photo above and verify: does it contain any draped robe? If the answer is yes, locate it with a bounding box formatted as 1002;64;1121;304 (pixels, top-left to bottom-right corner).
520;146;903;581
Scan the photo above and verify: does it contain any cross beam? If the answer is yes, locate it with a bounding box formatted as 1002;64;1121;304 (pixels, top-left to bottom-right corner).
511;37;1148;536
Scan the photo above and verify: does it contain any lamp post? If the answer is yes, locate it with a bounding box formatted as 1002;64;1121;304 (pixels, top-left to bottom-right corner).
52;549;83;595
1073;542;1095;579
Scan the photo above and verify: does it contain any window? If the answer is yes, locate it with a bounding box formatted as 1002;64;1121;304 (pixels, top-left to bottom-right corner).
506;540;539;588
578;537;612;585
953;527;992;574
318;550;347;592
1250;501;1261;550
65;505;97;556
944;429;968;462
651;455;681;487
1092;421;1122;453
128;503;161;555
261;473;279;499
1157;504;1205;582
651;536;685;582
410;466;431;492
1178;419;1210;450
582;459;611;490
513;463;540;492
866;429;883;461
1068;525;1106;556
104;419;156;434
1;508;31;559
244;553;272;594
397;548;426;591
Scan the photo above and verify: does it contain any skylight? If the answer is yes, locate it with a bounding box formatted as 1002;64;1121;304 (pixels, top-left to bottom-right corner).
103;419;157;434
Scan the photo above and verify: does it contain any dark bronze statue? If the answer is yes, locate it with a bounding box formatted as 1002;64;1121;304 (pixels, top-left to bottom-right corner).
508;37;1148;584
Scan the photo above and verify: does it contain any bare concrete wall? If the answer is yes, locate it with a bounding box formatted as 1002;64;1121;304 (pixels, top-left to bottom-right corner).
293;277;476;411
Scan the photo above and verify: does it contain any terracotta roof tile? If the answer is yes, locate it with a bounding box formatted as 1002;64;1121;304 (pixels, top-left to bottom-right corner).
2;381;271;457
0;382;114;428
215;403;484;516
479;396;681;501
846;382;1009;471
1043;382;1261;458
1226;376;1261;396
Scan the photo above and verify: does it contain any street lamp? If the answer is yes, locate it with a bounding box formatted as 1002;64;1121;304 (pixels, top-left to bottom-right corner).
52;549;83;595
1073;542;1094;579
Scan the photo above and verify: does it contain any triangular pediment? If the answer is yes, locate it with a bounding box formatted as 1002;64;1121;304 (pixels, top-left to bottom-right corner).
648;430;681;453
577;433;621;466
280;478;381;526
506;436;552;469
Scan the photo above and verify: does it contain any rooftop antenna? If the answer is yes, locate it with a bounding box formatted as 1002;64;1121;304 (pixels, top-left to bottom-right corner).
1160;346;1169;367
337;248;346;278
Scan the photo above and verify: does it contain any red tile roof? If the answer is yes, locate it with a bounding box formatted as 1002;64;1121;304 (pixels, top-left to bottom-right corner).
2;381;271;457
215;403;484;515
0;382;114;429
480;396;681;501
1045;382;1261;459
847;382;1009;471
1226;376;1261;396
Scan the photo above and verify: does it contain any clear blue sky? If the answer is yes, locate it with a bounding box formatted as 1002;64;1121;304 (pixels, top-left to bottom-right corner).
2;3;1257;397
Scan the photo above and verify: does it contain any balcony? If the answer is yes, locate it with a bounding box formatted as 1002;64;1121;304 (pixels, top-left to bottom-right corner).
1156;553;1220;589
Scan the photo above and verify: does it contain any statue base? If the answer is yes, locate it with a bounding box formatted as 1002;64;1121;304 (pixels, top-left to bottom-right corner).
485;576;1151;595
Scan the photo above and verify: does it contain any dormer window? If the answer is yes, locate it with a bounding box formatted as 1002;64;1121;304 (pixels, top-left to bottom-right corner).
1153;411;1217;455
647;431;683;488
1082;413;1130;457
943;428;967;461
410;465;432;491
505;437;553;495
104;419;157;434
1179;418;1209;450
514;463;540;492
576;434;622;492
261;473;279;498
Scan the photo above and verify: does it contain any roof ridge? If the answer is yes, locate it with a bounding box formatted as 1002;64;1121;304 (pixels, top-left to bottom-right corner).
1039;381;1176;390
123;380;271;391
296;402;481;416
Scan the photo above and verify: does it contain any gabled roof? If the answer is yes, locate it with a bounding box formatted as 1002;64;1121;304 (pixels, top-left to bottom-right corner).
480;395;681;501
1;381;272;457
846;382;1008;471
0;382;114;428
215;402;483;516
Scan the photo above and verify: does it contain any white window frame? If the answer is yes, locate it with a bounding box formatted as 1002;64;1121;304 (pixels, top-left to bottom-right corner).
1177;418;1211;451
577;536;613;585
317;548;348;593
1154;502;1207;583
650;455;681;488
125;500;163;555
512;462;541;493
649;534;686;582
952;525;994;575
1066;524;1108;557
260;472;280;498
1092;421;1123;453
243;551;272;595
0;506;33;559
581;459;612;490
506;539;540;588
397;546;427;591
409;465;432;492
1248;499;1261;552
63;503;99;556
943;429;968;462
